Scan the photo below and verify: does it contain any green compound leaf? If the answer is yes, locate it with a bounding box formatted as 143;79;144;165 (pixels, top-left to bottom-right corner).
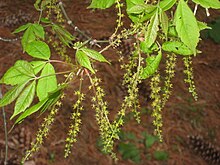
0;82;28;107
11;80;36;119
162;41;193;55
144;11;159;48
88;0;115;9
14;60;35;77
192;0;220;9
13;23;31;34
0;66;31;86
37;63;57;101
174;0;200;54
76;50;95;73
30;61;47;75
32;24;45;40
140;50;162;79
26;41;51;60
159;0;177;11
81;48;110;63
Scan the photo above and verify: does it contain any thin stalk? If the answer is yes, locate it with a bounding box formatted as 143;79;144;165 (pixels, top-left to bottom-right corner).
0;86;8;165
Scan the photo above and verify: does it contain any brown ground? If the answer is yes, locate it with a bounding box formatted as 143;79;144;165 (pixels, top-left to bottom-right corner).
0;1;220;165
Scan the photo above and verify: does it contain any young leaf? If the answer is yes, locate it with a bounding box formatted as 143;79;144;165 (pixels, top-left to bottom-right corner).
140;51;162;79
81;48;110;63
0;82;28;107
37;63;57;101
0;66;31;85
11;80;36;119
76;50;95;73
127;4;147;14
32;24;45;40
15;97;48;124
26;41;51;60
144;11;159;48
88;0;115;9
21;26;36;51
192;0;220;9
14;60;35;77
159;0;177;11
30;61;47;74
162;41;193;55
13;23;31;34
174;0;200;54
160;11;169;38
52;24;75;47
197;21;211;31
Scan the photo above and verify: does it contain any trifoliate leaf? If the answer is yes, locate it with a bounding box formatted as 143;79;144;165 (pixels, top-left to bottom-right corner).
0;82;28;107
11;80;36;119
88;0;115;9
192;0;220;9
26;41;51;60
162;41;193;55
174;0;200;54
37;63;57;101
76;50;95;73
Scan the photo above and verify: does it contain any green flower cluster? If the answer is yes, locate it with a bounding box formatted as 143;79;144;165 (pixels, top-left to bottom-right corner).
183;57;198;101
22;95;63;163
162;53;177;108
150;72;163;142
64;91;85;158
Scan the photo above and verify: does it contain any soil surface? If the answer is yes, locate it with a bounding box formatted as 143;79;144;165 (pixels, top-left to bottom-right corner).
0;1;220;165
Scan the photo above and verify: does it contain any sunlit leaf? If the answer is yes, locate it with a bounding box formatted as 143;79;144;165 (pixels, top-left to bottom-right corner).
140;51;162;79
30;61;47;74
37;63;57;101
144;11;159;48
162;41;193;55
0;82;28;107
81;48;109;63
14;60;35;77
192;0;220;9
174;0;200;54
88;0;115;9
13;23;31;34
26;41;51;60
11;80;36;119
76;50;95;73
159;0;177;11
0;66;31;85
